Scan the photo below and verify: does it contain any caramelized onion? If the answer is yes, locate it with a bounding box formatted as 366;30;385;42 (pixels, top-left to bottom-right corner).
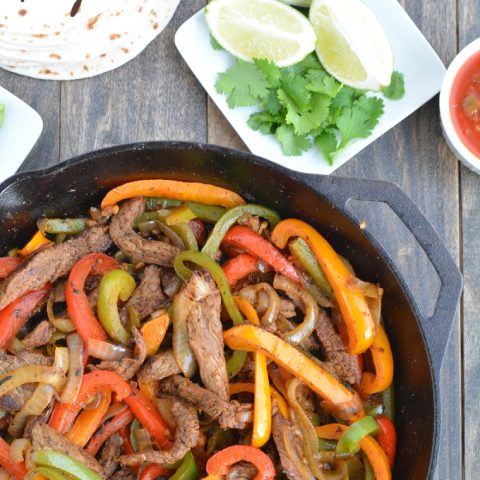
60;333;84;404
239;283;281;327
101;402;129;424
10;438;31;464
87;338;132;361
47;299;75;333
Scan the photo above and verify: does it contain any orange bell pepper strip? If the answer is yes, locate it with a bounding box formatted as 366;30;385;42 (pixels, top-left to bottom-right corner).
86;406;135;456
141;313;169;356
233;296;271;447
0;256;21;279
0;284;51;349
360;324;394;395
67;389;112;447
101;179;245;209
375;415;396;467
139;379;160;402
224;325;364;422
271;219;375;354
206;445;275;480
222;226;299;283
17;230;52;257
223;254;266;286
0;436;27;480
316;423;391;480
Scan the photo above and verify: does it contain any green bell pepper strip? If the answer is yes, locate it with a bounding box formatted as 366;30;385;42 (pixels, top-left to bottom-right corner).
174;250;247;378
32;449;103;480
187;202;226;223
382;384;395;422
97;269;136;344
170;451;198;480
171;223;199;251
37;218;87;235
289;237;333;298
25;466;72;480
133;210;171;229
0;104;4;128
129;418;142;452
336;416;379;454
318;438;337;451
146;197;182;210
202;204;281;258
362;451;375;480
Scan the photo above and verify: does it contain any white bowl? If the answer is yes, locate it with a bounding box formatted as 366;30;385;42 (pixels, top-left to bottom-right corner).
440;38;480;174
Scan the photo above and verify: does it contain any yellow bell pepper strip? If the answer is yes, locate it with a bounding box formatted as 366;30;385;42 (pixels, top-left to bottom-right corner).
18;230;52;257
360;324;394;395
223;325;364;422
32;449;103;480
139;379;160;402
174;250;247;379
271;219;375;355
166;206;197;225
141;313;170;356
101;179;245;209
316;423;391;480
229;383;289;420
205;445;275;480
0;436;27;480
67;389;112;447
97;269;137;345
233;297;271;448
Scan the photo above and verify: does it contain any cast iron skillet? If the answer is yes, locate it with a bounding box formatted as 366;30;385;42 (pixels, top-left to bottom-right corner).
0;142;462;479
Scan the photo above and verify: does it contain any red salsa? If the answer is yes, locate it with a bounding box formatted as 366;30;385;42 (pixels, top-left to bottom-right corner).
449;50;480;158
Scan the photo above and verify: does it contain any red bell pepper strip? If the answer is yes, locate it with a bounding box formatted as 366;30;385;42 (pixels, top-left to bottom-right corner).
86;407;135;456
223;254;269;286
49;370;131;433
222;226;299;283
206;445;275;480
140;464;172;480
124;389;171;447
375;415;396;467
66;253;118;348
0;436;27;480
0;284;51;349
0;256;21;279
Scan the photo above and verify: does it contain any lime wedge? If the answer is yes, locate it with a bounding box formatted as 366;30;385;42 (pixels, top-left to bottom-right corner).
278;0;311;6
309;0;393;90
206;0;316;67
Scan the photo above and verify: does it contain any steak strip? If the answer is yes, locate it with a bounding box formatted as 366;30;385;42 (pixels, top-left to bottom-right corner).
137;350;181;383
0;226;112;310
109;197;180;267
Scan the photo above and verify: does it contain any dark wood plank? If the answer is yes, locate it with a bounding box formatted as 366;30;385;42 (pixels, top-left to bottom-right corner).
0;71;60;171
207;0;461;478
458;1;480;478
59;0;207;160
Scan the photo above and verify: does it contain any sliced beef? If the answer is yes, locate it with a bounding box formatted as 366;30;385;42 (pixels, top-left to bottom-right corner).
0;414;12;432
31;424;104;477
111;468;135;480
119;399;198;467
280;298;297;319
92;327;147;381
180;270;228;400
227;462;258;480
0;351;51;411
272;412;314;480
21;320;55;350
315;309;361;385
122;265;165;321
137;350;181;383
99;432;123;478
52;280;67;303
0;226;111;310
160;375;252;430
160;268;182;298
109;197;180;267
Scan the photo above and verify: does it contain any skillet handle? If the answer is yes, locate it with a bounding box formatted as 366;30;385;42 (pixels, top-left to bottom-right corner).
305;175;463;374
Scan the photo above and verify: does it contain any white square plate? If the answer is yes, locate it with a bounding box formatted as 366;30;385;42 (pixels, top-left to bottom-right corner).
0;86;43;182
175;0;446;174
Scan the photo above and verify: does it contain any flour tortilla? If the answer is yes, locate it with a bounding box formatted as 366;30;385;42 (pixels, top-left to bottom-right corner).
0;0;181;80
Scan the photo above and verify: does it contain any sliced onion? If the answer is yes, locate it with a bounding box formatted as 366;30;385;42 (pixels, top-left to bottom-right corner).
87;338;132;361
54;347;70;374
346;277;381;298
155;397;177;430
7;337;25;355
239;283;281;327
84;391;103;412
9;384;56;437
138;220;184;249
134;428;153;452
10;438;31;464
60;333;84;404
47;298;75;332
101;402;129;424
0;367;64;398
282;428;315;480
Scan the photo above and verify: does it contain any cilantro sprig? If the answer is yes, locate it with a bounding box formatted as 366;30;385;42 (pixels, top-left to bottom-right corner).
214;54;405;164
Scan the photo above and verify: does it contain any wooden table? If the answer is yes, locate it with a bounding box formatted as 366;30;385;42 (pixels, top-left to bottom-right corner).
0;0;476;477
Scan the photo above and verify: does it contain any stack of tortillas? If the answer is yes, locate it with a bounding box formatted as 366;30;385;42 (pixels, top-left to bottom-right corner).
0;0;182;80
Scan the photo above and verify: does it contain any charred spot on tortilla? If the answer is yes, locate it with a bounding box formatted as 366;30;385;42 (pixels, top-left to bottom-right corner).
18;9;27;16
70;0;83;17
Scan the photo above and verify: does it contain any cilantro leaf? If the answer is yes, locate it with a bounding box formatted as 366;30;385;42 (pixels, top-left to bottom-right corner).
280;72;311;111
287;54;322;75
215;60;270;108
277;89;323;135
382;71;405;100
247;111;282;135
305;69;342;98
310;93;331;126
337;95;384;148
315;130;339;166
210;35;224;51
255;59;281;88
262;90;282;115
275;124;311;156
